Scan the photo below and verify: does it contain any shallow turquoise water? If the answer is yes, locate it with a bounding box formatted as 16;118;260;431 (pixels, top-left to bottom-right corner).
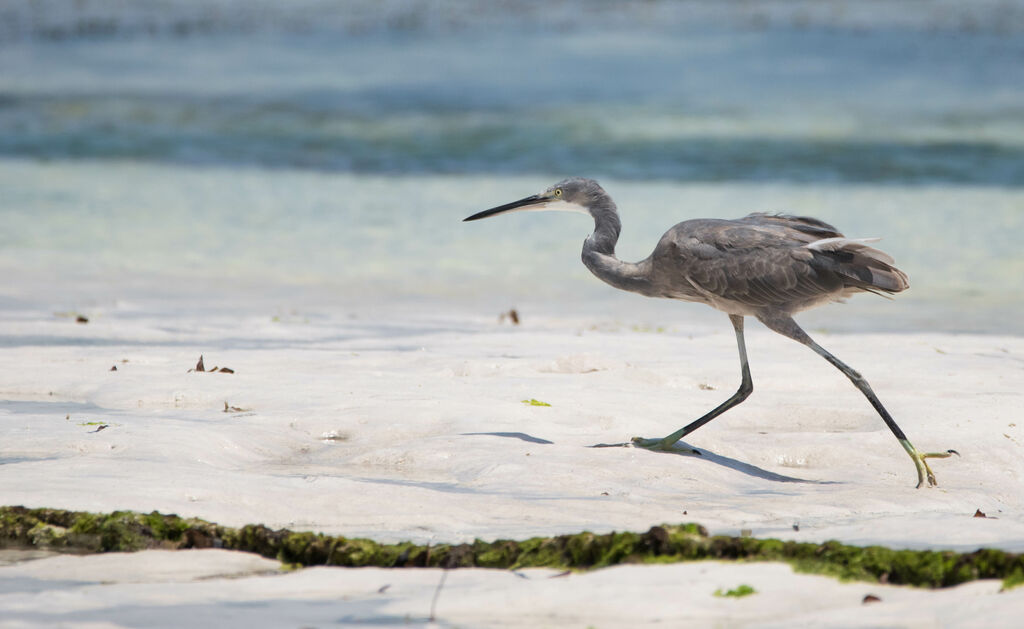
1;2;1022;332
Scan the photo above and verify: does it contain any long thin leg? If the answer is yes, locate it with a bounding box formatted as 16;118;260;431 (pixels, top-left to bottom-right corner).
632;314;753;451
756;312;957;488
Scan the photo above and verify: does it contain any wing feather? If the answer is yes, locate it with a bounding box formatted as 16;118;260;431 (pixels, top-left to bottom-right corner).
649;216;907;313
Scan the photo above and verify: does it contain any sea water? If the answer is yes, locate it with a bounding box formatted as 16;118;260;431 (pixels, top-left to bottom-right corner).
1;1;1022;333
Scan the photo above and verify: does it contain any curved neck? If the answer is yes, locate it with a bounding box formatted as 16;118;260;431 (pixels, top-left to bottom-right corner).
586;201;622;256
580;200;653;296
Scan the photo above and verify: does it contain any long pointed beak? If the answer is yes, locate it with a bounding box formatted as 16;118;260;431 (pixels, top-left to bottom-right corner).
463;194;548;222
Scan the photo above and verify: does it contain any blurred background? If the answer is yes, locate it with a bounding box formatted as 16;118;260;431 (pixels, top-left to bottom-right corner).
1;0;1022;332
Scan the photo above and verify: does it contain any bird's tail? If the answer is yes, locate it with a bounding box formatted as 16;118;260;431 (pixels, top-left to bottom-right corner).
806;237;909;294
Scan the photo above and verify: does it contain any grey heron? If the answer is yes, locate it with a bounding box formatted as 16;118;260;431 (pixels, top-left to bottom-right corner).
464;177;956;488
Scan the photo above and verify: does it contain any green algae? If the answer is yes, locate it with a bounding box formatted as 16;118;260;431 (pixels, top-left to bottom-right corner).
2;506;1022;589
714;584;756;597
1003;571;1024;590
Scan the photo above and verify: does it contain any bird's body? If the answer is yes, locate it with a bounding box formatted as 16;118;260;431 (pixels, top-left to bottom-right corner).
586;213;907;315
465;177;955;487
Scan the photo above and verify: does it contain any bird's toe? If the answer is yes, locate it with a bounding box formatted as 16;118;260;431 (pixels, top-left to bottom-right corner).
630;437;701;455
630;436;663;449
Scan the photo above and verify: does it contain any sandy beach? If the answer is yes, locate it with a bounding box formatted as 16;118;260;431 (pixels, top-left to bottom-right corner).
3;0;1024;625
2;304;1023;626
3;551;1022;628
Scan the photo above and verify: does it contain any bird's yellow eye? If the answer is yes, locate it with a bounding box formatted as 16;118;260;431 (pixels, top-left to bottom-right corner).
554;189;562;197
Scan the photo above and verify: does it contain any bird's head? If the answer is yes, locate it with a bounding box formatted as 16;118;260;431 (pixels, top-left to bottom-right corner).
463;177;610;222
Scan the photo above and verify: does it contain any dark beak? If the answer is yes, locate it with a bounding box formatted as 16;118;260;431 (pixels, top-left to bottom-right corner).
463;194;547;222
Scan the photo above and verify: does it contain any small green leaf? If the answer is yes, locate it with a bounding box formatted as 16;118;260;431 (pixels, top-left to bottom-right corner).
521;398;551;407
714;584;757;598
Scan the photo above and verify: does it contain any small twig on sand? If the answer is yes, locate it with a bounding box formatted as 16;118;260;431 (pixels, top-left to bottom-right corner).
429;567;448;622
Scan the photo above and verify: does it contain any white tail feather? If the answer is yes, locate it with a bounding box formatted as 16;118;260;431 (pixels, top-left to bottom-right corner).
805;237;894;265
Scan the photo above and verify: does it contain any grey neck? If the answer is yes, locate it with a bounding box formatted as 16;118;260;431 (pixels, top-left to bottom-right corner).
580;201;654;296
585;201;622;256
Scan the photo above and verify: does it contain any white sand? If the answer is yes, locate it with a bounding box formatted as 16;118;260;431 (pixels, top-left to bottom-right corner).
2;305;1023;626
1;550;1021;628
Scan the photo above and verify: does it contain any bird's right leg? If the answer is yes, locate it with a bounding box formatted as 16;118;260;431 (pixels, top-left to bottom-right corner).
632;314;753;452
755;312;957;488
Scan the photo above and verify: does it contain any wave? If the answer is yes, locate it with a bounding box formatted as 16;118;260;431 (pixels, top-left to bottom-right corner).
3;94;1023;185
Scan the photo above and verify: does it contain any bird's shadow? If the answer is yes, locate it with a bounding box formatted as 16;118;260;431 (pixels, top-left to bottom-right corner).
463;432;836;484
590;441;837;485
460;431;554;445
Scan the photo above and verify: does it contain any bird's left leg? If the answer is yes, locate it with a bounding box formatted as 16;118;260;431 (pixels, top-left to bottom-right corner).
631;314;753;453
756;312;958;488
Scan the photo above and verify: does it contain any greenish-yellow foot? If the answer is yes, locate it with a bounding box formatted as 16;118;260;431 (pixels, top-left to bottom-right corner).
630;436;701;455
901;440;959;488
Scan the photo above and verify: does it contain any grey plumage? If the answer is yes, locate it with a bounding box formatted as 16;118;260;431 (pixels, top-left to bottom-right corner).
464;177;955;487
550;177;907;312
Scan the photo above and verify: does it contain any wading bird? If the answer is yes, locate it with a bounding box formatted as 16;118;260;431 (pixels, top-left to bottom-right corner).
464;178;956;487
